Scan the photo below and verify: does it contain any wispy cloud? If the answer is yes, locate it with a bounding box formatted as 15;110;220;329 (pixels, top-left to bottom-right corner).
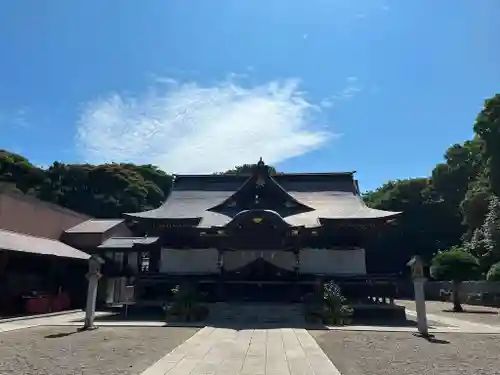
0;108;29;129
320;76;362;108
76;77;338;173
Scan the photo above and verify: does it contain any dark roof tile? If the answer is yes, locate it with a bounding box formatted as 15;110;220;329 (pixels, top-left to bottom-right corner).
124;172;400;225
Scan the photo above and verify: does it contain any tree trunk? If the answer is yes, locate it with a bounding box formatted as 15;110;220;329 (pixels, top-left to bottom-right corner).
452;280;463;312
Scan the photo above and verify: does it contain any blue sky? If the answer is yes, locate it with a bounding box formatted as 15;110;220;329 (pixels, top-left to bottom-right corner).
1;0;499;191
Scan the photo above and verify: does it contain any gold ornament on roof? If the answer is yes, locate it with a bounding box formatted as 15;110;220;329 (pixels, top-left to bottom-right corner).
256;175;266;187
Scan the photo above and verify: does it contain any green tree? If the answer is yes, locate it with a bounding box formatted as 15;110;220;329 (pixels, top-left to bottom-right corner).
486;262;500;282
473;94;500;196
0;150;45;193
480;195;500;268
431;139;483;208
0;151;173;219
460;177;491;238
363;178;463;271
430;249;480;312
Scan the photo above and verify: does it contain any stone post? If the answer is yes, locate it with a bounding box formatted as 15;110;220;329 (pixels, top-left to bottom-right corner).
80;255;104;331
407;255;428;337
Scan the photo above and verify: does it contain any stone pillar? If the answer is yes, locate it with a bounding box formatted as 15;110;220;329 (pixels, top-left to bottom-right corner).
408;255;428;337
81;255;103;331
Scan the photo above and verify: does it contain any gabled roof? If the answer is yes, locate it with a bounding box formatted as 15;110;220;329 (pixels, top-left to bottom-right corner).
0;229;90;260
207;159;314;218
123;160;400;227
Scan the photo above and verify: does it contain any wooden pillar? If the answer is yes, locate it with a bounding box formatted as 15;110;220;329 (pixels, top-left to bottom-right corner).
123;251;129;269
216;249;225;301
293;249;301;301
49;257;58;295
136;250;142;272
0;251;8;300
0;251;8;274
294;249;300;277
149;244;161;272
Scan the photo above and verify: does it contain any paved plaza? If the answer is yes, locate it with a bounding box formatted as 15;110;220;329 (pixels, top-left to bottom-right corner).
1;300;500;375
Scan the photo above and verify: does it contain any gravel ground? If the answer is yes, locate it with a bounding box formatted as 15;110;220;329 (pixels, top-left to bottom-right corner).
397;300;500;326
311;330;500;375
0;326;199;375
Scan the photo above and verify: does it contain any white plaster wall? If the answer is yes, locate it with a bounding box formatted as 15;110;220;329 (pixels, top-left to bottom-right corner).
224;251;295;271
300;248;366;275
160;248;219;274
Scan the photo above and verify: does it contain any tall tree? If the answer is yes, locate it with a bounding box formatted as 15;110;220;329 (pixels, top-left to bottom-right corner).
473;94;500;196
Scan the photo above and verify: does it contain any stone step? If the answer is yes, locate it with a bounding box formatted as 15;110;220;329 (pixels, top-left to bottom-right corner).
208;303;305;324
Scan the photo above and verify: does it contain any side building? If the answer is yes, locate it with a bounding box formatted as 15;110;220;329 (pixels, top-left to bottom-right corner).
0;186;91;316
64;159;401;309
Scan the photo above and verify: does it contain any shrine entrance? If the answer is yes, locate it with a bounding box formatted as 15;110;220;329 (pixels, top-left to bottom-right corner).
221;257;305;302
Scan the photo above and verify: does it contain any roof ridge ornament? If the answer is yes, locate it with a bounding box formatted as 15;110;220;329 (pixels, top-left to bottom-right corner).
255;157;267;187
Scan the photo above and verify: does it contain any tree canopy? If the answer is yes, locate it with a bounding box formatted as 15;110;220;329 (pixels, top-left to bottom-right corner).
364;93;500;276
0;152;173;218
218;164;280;176
430;249;480;282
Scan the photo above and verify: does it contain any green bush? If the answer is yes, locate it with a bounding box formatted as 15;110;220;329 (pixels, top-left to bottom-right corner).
487;262;500;281
304;282;353;325
164;284;208;322
430;249;480;282
322;282;353;325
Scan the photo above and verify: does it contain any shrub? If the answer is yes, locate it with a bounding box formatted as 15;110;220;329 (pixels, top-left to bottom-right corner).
322;282;353;325
487;262;500;281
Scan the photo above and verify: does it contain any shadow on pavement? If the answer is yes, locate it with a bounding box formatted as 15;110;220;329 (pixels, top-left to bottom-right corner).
71;310;437;331
45;330;81;339
442;309;498;315
413;332;450;344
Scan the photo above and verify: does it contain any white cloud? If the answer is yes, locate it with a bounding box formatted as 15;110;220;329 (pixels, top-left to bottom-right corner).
76;78;336;174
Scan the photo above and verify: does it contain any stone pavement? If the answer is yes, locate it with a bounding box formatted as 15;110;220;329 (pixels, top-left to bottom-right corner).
0;310;110;333
141;326;341;375
4;304;500;375
405;309;500;333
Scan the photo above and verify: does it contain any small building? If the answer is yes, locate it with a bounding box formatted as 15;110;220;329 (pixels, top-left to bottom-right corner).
0;186;91;316
65;159;401;310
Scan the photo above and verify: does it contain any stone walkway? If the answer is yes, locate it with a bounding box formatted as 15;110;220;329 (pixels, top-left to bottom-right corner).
0;311;110;333
141;327;341;375
405;309;500;333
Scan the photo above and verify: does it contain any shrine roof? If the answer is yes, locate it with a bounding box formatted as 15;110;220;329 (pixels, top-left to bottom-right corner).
98;236;160;249
0;229;90;260
65;219;125;234
123;162;400;227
